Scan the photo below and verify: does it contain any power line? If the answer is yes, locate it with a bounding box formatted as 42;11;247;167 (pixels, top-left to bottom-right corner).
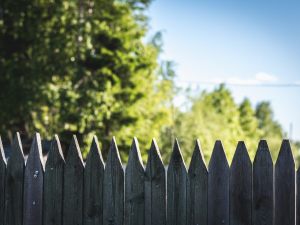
175;79;300;87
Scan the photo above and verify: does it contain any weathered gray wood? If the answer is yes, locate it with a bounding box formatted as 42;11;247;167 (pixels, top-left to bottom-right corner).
167;139;187;225
5;132;25;225
63;136;84;225
125;138;145;225
43;135;65;225
230;141;252;225
103;137;124;225
145;139;166;225
84;136;105;225
275;140;295;225
253;140;273;225
187;140;208;225
208;140;229;225
23;133;44;225
0;137;7;225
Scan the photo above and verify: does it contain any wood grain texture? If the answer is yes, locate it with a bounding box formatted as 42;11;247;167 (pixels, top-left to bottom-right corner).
187;140;208;225
103;137;124;225
63;136;84;225
84;136;105;225
0;137;7;225
43;135;65;225
230;141;252;225
4;133;25;225
23;133;45;225
167;139;187;225
125;138;145;225
253;140;273;225
145;139;166;225
208;140;229;225
275;140;295;225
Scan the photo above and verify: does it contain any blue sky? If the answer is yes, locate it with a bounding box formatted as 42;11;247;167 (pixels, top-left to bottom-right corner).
146;0;300;141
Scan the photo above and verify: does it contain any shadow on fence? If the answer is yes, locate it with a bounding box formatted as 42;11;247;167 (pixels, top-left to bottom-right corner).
0;132;297;225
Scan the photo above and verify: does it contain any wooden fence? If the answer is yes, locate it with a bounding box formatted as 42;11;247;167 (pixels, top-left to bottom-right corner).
0;132;298;225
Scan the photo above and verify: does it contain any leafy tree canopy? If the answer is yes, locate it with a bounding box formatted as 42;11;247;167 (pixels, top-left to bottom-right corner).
0;0;174;158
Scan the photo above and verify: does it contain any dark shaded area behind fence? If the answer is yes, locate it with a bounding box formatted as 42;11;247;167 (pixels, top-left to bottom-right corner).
0;132;298;225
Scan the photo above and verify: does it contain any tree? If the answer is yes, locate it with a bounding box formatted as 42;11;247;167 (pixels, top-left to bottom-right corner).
161;85;245;163
239;98;259;138
161;85;288;163
255;101;284;159
0;0;175;158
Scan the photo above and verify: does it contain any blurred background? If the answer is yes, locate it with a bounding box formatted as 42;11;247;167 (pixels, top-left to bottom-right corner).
0;0;299;164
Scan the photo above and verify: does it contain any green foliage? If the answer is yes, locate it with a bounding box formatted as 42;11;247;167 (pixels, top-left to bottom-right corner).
0;0;174;158
161;85;287;163
0;0;293;163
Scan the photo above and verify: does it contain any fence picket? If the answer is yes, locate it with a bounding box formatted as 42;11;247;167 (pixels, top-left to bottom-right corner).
103;137;124;225
230;141;252;225
167;139;187;225
145;139;166;225
253;140;273;225
187;140;208;225
125;138;145;225
5;133;25;225
275;140;295;225
297;167;300;225
208;140;229;225
63;136;84;225
0;137;7;224
43;135;65;225
0;133;299;225
84;136;105;225
23;133;44;225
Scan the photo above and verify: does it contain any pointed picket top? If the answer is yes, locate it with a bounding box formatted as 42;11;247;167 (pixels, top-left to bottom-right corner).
253;140;273;165
63;135;84;225
5;132;25;225
103;137;124;225
106;136;122;167
44;135;65;225
169;138;186;169
23;133;44;225
253;140;274;225
46;135;65;166
167;139;188;225
275;139;295;166
145;139;166;225
86;136;104;167
275;139;295;225
26;133;45;170
231;141;251;167
188;140;208;225
65;135;84;166
230;142;252;225
0;136;6;225
146;138;164;171
208;140;229;170
12;132;25;162
208;140;229;225
83;136;105;225
125;138;145;225
189;140;207;174
0;137;7;165
127;137;144;169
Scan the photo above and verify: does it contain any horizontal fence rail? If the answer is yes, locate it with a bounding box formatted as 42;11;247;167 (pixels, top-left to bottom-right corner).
0;132;298;225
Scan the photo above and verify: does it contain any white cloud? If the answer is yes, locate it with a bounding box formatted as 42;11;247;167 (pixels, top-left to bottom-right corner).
209;72;278;85
255;72;278;82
